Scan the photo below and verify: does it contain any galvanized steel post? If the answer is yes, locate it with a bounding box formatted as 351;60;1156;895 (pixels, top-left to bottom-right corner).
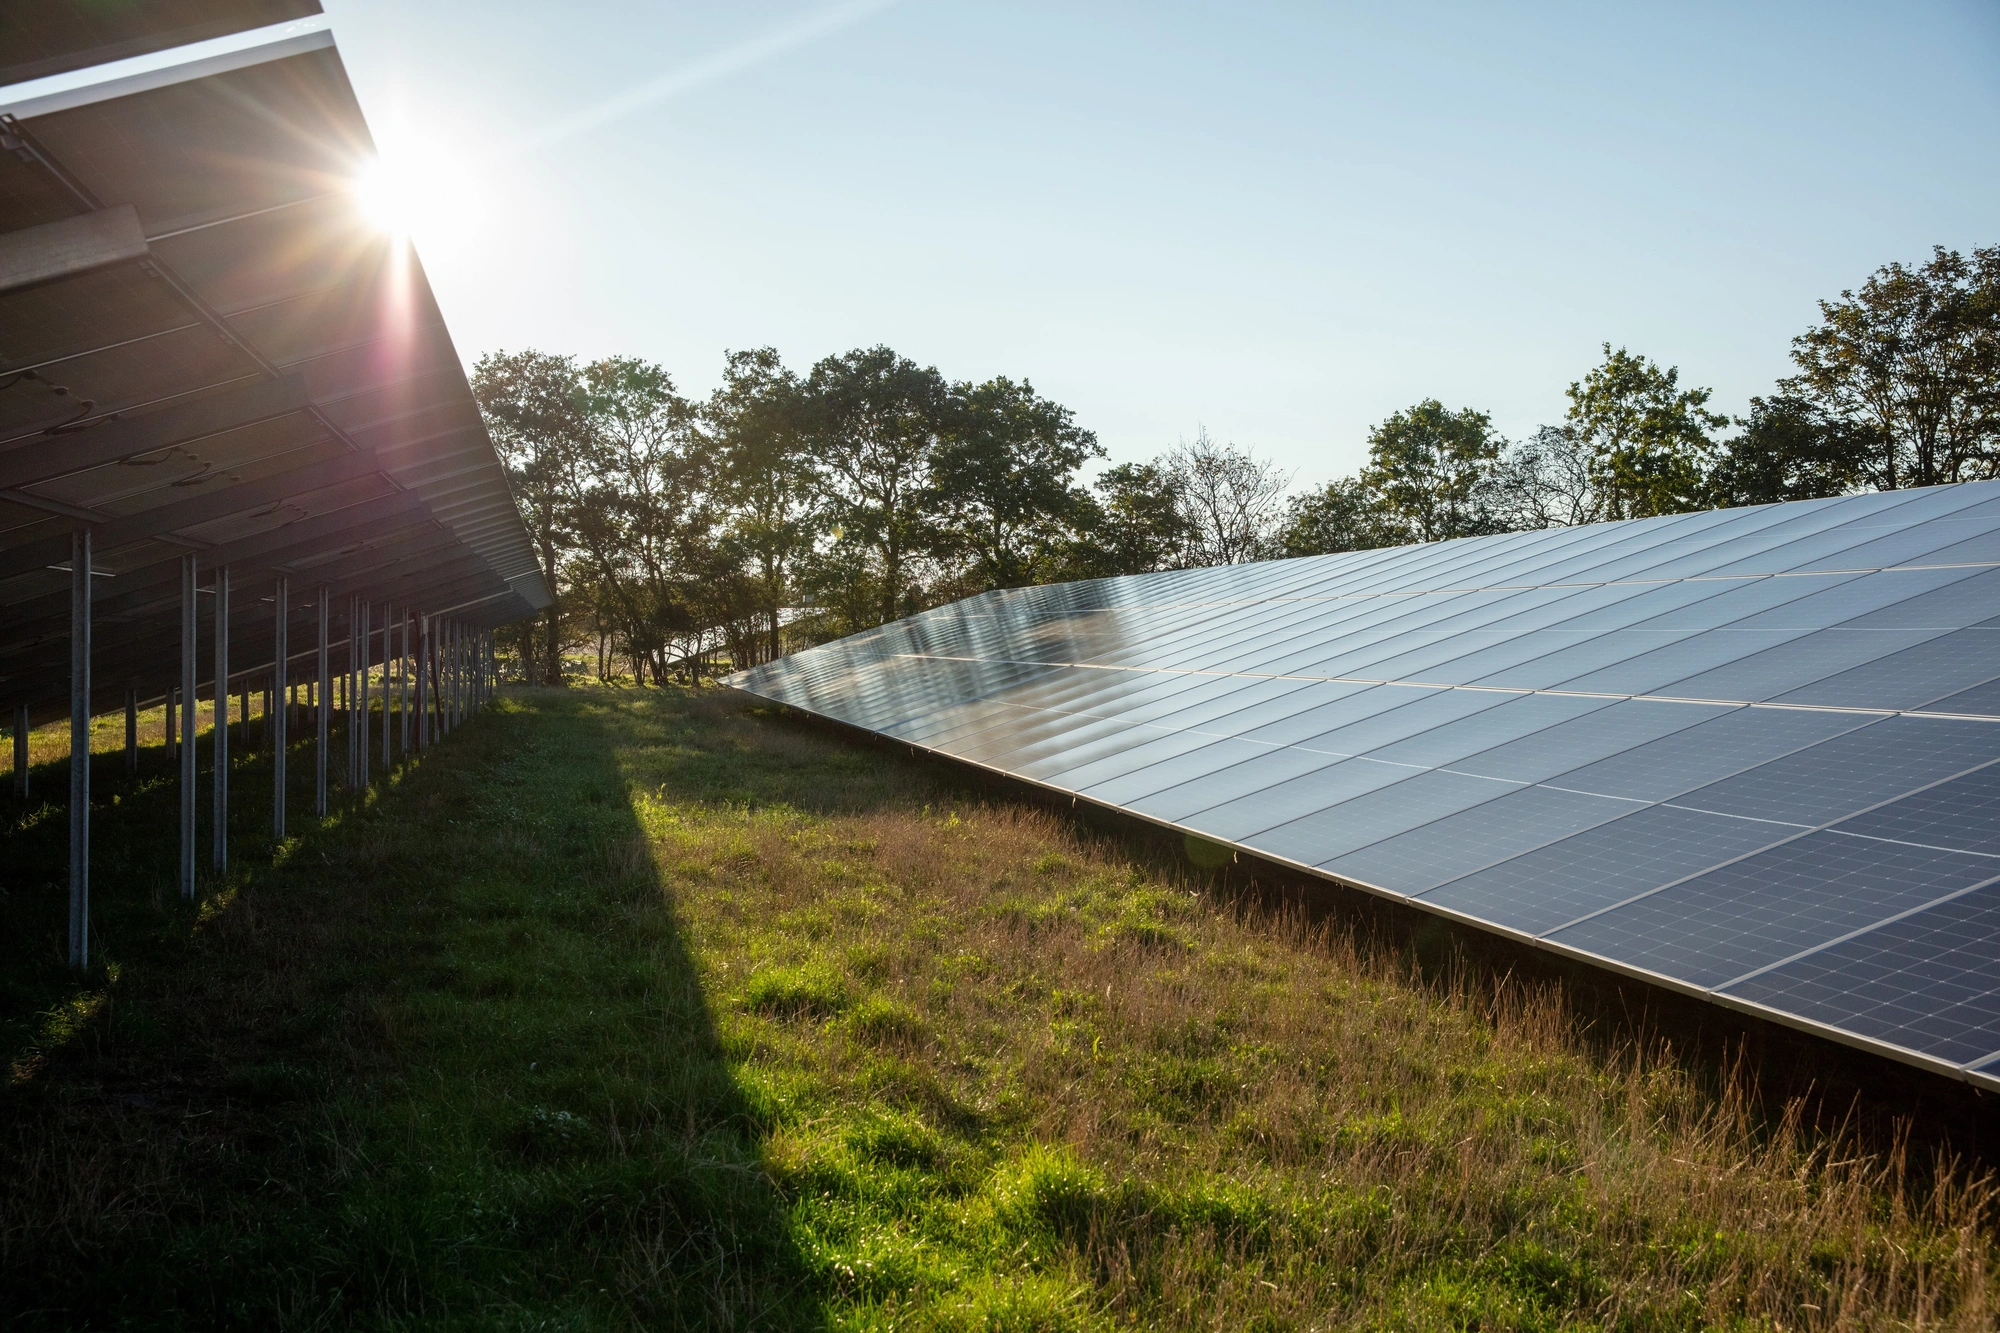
358;599;370;783
212;565;229;873
399;608;411;758
272;575;287;841
379;601;390;769
69;530;91;970
316;585;330;818
179;555;197;899
417;613;431;750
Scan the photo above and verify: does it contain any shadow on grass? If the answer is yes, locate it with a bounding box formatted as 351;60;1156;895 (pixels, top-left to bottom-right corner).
0;689;825;1329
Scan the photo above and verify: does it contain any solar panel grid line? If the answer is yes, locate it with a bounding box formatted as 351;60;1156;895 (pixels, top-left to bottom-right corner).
961;551;2000;615
1772;492;2000;574
1584;492;1928;580
1632;486;1962;580
1543;744;2000;939
1248;686;1898;884
1308;830;2000;1091
891;650;1996;722
1487;580;1881;697
1715;865;2000;993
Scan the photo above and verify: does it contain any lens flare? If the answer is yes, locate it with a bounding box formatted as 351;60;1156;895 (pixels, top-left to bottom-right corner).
352;156;412;237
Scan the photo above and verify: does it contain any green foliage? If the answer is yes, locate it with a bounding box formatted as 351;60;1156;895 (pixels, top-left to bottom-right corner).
1067;460;1197;577
1359;398;1506;542
1275;475;1391;556
929;376;1103;592
1785;244;2000;490
1708;393;1877;506
1565;343;1728;519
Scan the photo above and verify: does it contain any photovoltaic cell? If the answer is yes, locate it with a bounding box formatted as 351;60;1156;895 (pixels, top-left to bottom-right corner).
1720;882;2000;1066
728;482;2000;1083
1420;803;1794;935
1322;783;1635;896
1670;716;2000;828
1826;763;2000;856
1547;831;2000;988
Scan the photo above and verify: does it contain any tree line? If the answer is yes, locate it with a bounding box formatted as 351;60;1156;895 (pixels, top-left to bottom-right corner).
475;243;1999;685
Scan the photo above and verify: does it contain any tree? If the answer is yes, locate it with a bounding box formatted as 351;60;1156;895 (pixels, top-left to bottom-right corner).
1706;394;1873;507
1067;462;1197;577
576;356;718;682
1565;344;1726;520
1276;477;1392;556
803;347;953;624
1165;429;1292;565
709;348;817;663
1784;245;2000;490
930;376;1102;591
1481;425;1602;530
472;349;591;685
1358;399;1503;542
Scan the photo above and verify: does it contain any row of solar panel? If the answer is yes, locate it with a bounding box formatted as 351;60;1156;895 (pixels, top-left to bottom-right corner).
793;657;2000;1070
732;484;2000;1081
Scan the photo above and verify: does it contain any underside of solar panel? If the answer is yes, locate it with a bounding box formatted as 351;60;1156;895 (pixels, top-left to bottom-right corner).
727;483;2000;1091
0;13;549;727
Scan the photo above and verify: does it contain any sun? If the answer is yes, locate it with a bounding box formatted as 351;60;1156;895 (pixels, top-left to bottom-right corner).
349;140;486;262
352;156;414;237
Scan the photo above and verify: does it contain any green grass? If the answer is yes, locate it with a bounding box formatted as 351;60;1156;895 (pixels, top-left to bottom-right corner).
1;684;1995;1330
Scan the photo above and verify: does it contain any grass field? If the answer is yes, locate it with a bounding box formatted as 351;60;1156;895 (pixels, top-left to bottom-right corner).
2;684;1995;1330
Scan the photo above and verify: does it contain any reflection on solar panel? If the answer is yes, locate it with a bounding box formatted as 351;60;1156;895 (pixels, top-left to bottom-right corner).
727;483;2000;1089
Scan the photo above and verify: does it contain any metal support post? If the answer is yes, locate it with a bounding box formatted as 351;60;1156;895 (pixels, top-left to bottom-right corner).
69;530;91;970
12;702;25;800
358;599;371;783
342;595;354;788
444;620;454;733
272;576;287;841
179;555;197;899
316;586;330;818
380;602;391;767
400;608;412;758
417;614;430;750
124;687;137;776
213;565;229;873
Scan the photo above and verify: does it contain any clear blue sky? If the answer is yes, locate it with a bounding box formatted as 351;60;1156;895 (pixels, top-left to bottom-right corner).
320;0;2000;486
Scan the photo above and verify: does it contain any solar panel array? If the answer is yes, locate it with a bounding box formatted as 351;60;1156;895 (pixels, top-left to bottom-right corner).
727;482;2000;1089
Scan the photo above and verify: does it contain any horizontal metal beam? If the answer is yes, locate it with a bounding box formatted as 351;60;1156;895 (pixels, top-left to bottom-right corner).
0;448;388;587
0;205;147;295
0;494;437;643
0;373;311;489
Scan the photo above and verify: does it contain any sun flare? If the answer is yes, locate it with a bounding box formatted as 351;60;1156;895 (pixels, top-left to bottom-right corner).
350;142;485;261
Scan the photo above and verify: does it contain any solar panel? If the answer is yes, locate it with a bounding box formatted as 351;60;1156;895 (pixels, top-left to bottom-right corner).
727;484;2000;1089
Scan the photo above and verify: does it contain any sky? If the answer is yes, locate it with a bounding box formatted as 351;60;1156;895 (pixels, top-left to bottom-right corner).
317;0;2000;487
